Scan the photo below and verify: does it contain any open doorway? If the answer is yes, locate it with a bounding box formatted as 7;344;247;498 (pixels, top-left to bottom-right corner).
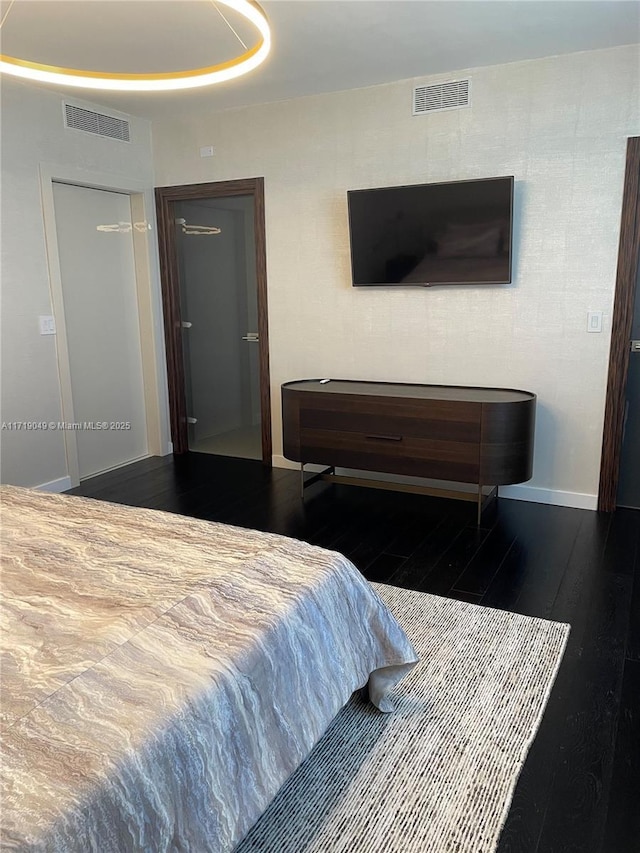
40;164;167;488
52;182;149;479
155;178;271;464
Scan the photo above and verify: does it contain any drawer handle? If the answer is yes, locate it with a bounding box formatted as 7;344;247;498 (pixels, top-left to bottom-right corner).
366;434;403;442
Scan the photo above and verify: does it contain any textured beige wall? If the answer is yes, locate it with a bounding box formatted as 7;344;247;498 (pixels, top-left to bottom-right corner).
0;79;168;489
152;45;639;507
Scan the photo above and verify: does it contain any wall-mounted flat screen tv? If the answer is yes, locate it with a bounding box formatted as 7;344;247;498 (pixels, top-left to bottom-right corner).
347;176;514;287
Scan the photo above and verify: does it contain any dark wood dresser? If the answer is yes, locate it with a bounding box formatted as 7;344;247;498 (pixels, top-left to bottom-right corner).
282;379;536;521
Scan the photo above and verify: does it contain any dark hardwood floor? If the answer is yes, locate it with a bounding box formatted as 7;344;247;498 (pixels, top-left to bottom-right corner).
67;452;640;853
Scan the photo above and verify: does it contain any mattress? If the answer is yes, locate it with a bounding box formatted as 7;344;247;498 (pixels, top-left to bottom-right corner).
0;485;418;852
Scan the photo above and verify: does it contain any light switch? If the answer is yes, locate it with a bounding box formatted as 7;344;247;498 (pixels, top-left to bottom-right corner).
39;315;56;335
199;146;214;158
587;311;603;333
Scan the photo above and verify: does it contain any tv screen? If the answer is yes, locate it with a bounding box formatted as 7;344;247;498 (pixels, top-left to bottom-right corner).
347;176;514;287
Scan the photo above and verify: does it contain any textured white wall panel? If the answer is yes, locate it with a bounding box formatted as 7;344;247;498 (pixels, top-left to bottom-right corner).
152;45;640;504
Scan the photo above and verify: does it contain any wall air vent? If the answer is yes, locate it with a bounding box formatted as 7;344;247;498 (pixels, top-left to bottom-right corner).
64;103;131;142
413;79;471;115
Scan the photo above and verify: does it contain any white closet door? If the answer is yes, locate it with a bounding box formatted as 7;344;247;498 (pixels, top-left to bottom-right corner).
53;182;148;479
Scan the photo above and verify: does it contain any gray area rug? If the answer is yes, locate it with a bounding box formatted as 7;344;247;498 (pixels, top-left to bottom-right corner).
235;583;570;853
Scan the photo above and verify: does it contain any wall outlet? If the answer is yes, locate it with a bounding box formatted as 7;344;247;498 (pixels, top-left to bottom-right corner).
199;146;214;158
39;315;56;335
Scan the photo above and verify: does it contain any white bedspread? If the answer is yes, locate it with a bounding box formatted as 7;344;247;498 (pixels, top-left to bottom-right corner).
0;486;418;852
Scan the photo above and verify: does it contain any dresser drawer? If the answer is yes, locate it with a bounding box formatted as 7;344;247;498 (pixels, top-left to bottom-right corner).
298;393;481;443
299;427;480;483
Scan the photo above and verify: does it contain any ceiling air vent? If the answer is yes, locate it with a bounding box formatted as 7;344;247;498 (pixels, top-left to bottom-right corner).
413;79;471;115
64;103;131;142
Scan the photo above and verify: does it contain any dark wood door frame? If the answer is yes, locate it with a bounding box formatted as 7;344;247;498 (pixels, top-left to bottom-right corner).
599;137;640;511
155;178;271;464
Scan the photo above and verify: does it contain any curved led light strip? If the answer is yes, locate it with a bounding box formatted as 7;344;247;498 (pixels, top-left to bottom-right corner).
0;0;270;92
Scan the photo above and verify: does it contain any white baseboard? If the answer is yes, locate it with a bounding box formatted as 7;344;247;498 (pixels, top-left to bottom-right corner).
499;484;598;510
35;476;72;493
272;457;598;510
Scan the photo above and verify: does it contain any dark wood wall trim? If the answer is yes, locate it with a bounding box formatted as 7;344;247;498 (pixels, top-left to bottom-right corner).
154;178;272;464
598;137;640;511
252;179;272;466
155;188;188;453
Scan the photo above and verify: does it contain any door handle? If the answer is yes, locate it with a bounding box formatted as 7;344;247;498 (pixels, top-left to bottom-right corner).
181;321;192;329
631;340;640;352
242;333;259;341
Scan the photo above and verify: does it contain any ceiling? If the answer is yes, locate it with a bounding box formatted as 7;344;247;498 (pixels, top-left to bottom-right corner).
1;1;638;119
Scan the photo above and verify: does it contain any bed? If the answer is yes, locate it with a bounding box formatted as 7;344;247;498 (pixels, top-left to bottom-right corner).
0;485;418;852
